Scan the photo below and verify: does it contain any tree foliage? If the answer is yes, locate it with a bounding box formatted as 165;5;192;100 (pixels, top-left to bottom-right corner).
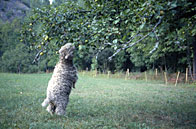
0;0;194;73
0;19;39;73
21;0;196;73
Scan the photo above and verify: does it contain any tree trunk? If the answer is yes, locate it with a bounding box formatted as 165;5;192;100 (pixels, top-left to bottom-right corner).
193;42;196;80
163;55;167;72
189;64;194;81
18;64;21;74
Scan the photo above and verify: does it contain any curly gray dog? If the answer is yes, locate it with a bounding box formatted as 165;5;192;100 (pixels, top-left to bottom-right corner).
42;43;78;116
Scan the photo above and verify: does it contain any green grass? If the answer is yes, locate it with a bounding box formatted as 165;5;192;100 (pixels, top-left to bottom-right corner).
0;73;196;129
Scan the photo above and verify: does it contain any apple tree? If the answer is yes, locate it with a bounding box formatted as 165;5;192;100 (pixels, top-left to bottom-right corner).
21;0;196;74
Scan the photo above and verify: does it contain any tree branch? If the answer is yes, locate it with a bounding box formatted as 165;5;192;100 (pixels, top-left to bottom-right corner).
149;31;159;54
125;17;162;49
109;17;163;60
32;42;49;63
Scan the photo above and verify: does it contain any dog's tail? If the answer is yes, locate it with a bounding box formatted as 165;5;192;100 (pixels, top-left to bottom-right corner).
42;98;49;107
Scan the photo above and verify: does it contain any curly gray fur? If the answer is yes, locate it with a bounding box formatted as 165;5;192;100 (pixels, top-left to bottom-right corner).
42;43;78;116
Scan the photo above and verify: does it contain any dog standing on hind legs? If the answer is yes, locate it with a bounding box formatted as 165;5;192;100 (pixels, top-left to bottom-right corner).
42;43;78;116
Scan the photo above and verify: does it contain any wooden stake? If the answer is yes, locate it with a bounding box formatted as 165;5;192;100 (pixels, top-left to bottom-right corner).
93;70;97;78
155;68;158;78
145;71;147;82
95;69;97;77
164;72;168;85
127;69;130;77
186;68;188;83
118;72;120;78
125;69;129;80
108;71;110;78
175;72;180;86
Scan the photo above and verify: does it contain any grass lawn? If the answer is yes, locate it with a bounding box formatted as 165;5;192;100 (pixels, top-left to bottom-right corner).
0;73;196;129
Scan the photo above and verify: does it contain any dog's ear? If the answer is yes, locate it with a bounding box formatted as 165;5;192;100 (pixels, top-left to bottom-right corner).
59;48;63;54
59;45;67;55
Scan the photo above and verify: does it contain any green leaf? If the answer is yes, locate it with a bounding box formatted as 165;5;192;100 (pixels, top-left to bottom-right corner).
113;39;118;44
114;19;120;24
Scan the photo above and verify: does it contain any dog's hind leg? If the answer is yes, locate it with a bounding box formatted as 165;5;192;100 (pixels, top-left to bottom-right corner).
55;96;69;116
46;102;56;115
